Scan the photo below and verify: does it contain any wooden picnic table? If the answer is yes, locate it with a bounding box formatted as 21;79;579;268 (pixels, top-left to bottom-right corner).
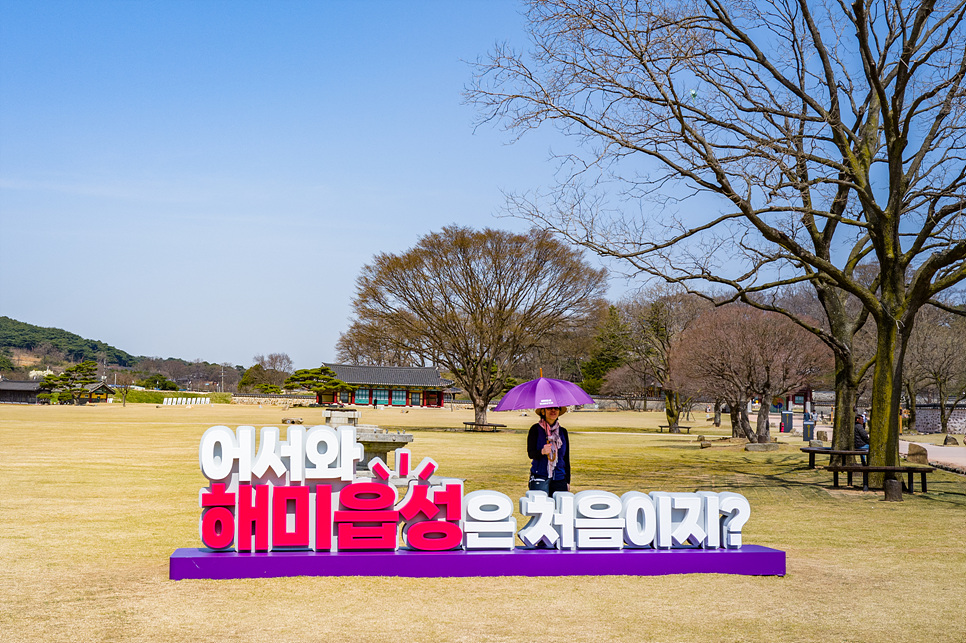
658;425;692;434
800;447;867;468
463;422;507;432
826;465;934;493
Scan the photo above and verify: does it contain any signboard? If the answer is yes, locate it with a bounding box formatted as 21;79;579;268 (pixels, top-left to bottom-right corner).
169;425;785;579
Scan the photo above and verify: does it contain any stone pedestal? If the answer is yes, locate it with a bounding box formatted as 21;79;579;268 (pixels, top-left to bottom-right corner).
355;428;414;471
323;409;361;427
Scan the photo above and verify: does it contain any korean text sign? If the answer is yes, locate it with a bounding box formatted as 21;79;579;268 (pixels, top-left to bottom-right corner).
198;425;752;552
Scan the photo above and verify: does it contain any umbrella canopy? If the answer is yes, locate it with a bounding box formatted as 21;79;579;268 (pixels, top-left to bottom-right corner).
492;377;595;412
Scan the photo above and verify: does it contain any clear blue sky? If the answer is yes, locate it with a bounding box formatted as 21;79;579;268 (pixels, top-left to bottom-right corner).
1;0;618;369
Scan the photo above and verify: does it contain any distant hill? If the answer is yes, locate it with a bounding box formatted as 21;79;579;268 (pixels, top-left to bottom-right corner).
0;316;138;367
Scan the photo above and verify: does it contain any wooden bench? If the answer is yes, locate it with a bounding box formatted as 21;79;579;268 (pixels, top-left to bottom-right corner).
826;465;935;493
658;425;692;434
800;447;868;468
463;422;507;432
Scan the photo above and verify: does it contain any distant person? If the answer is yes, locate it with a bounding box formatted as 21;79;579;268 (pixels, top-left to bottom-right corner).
527;406;571;496
854;414;870;450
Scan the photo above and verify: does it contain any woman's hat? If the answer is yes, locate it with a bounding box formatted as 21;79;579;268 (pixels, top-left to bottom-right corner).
535;406;568;418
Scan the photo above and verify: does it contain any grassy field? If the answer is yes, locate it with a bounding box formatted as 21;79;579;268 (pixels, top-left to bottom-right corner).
1;403;964;642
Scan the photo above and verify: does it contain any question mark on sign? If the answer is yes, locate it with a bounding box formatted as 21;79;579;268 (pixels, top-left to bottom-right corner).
718;492;751;548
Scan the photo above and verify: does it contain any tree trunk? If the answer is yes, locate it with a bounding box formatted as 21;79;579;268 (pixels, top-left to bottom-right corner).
713;399;722;428
729;405;742;438
938;380;951;433
755;398;771;443
739;404;756;442
831;363;859;465
868;317;904;487
903;381;916;434
730;401;756;441
472;399;488;426
664;390;681;433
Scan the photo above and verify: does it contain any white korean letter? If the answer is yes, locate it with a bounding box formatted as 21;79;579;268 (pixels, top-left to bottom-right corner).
463;490;516;550
304;426;340;480
696;491;721;548
574;491;623;549
621;491;656;549
199;425;240;482
251;426;287;482
280;426;306;483
518;491;558;548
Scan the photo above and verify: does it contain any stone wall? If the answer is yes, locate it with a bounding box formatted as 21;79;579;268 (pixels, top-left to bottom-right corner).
912;407;966;434
232;394;315;407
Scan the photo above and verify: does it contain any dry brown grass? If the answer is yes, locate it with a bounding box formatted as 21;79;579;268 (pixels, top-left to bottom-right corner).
1;403;964;642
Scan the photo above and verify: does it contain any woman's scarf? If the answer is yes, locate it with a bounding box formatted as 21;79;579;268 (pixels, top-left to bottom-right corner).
539;418;563;478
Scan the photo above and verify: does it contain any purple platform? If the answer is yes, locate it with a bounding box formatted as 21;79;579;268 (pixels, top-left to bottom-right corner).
169;545;785;580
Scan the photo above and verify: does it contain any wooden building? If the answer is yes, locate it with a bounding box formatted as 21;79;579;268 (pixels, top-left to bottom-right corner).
84;382;116;403
321;364;453;408
0;380;42;404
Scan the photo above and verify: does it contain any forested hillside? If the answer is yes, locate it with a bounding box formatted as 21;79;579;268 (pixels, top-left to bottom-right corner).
0;316;137;367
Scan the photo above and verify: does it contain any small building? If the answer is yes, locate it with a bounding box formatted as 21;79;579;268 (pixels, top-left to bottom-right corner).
321;363;453;408
0;380;42;404
84;382;116;403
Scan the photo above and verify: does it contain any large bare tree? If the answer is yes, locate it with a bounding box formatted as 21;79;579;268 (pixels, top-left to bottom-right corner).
617;286;707;431
471;0;966;480
905;304;966;433
676;304;833;442
336;320;430;367
347;225;608;424
510;297;609;382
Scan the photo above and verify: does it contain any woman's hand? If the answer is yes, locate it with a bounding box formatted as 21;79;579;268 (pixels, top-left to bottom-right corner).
541;444;552;455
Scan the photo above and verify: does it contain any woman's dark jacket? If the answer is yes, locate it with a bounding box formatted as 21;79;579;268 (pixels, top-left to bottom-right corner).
527;423;570;484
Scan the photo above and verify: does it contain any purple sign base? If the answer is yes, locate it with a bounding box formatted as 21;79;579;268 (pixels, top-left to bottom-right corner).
169;545;785;580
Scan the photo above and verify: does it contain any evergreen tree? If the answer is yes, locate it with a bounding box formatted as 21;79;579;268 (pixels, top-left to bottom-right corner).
283;367;354;404
40;360;99;404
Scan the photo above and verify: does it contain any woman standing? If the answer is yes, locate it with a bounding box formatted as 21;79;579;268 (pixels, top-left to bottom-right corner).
527;406;571;496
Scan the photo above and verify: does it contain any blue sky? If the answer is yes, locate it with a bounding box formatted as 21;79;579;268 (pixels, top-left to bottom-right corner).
1;0;618;369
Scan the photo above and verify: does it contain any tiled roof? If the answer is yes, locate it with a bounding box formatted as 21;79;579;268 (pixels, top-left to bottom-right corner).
322;363;453;388
0;380;42;392
84;382;116;393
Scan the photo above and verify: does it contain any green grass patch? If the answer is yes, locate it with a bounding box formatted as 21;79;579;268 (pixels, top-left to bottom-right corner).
113;390;230;404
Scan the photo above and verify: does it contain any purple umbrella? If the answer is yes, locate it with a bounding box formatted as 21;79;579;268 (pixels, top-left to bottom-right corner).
493;376;595;412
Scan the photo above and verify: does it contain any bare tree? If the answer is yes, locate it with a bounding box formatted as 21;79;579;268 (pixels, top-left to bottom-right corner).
601;363;653;410
905;304;966;433
769;280;876;454
251;353;294;388
112;371;135;406
471;0;966;479
677;304;833;442
511;298;609;382
336;320;431;367
348;225;608;424
617;286;707;431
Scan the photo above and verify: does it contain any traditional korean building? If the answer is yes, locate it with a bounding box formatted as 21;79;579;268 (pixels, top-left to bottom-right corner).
84;381;116;402
0;380;42;404
321;363;453;407
0;379;117;404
